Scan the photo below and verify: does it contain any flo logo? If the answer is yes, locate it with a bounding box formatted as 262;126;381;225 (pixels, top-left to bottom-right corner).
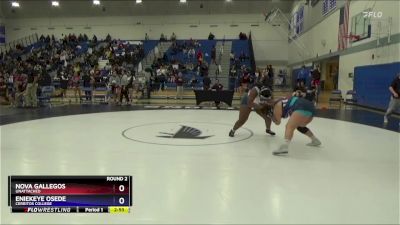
122;122;253;146
158;125;213;139
363;11;383;18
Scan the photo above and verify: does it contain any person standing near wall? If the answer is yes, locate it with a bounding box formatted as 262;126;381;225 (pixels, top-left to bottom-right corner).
296;65;307;87
384;73;400;124
24;71;38;107
211;79;223;109
332;67;338;90
119;70;130;105
175;72;184;100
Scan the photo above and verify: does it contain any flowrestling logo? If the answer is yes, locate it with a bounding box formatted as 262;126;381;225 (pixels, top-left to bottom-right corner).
363;11;383;18
158;125;213;139
122;122;253;146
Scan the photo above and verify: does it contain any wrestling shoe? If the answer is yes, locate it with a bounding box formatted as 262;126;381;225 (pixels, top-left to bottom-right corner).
306;138;322;147
229;129;235;137
273;144;289;155
266;129;276;136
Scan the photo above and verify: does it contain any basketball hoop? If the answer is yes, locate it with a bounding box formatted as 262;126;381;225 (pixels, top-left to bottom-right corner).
343;34;361;42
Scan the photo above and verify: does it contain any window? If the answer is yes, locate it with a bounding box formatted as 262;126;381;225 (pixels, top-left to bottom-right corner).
322;0;336;16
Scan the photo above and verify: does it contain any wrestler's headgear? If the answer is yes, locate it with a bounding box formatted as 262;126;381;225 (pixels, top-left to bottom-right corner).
259;86;272;99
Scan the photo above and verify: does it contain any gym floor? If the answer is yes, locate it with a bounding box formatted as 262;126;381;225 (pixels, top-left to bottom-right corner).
1;100;399;224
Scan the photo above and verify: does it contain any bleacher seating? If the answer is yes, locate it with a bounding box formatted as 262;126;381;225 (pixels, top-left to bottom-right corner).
143;40;159;56
231;40;251;68
229;40;253;89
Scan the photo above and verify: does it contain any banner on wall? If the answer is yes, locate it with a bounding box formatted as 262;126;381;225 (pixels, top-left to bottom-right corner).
0;25;5;45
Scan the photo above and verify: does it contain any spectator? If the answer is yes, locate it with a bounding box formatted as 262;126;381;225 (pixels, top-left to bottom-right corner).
0;76;9;105
297;65;307;87
211;45;216;65
13;78;25;107
267;65;274;90
311;65;321;98
211;79;223;108
175;72;184;100
203;75;211;91
59;72;69;102
24;71;39;107
277;69;286;86
384;73;400;123
82;71;92;101
196;50;203;65
71;72;81;103
126;71;135;101
332;66;338;90
171;32;177;41
240;70;251;95
229;66;237;91
190;74;197;90
119;70;130;105
239;51;246;62
188;48;195;60
208;32;215;40
145;33;149;41
108;71;118;104
160;33;166;42
215;64;222;78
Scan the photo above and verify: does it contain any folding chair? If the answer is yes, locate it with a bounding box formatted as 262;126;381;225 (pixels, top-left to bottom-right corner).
38;86;54;107
93;86;109;104
344;90;357;108
329;90;343;108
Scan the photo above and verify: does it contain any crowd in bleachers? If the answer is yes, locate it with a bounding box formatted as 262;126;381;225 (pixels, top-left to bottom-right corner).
0;33;146;106
0;31;259;106
148;38;210;95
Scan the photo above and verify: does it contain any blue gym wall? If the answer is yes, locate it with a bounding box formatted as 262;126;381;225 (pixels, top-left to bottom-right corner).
354;62;400;112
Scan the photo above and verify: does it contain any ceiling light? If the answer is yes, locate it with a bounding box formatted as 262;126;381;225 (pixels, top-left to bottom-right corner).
136;0;142;3
93;0;100;5
180;0;187;3
226;0;232;2
11;1;20;7
51;1;59;7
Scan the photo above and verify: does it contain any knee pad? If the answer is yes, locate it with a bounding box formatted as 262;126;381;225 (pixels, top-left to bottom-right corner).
297;127;309;134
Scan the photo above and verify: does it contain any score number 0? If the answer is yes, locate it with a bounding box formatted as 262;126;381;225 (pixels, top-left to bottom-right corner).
118;184;126;205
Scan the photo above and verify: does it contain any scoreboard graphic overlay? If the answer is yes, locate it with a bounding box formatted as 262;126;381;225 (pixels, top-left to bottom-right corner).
8;176;132;213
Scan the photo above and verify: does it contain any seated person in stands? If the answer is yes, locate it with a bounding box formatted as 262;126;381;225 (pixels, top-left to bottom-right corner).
230;51;235;61
38;71;52;87
13;78;26;107
239;51;247;62
171;33;177;41
92;35;98;44
0;76;9;105
211;79;224;108
208;32;215;40
160;33;166;42
106;34;112;42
